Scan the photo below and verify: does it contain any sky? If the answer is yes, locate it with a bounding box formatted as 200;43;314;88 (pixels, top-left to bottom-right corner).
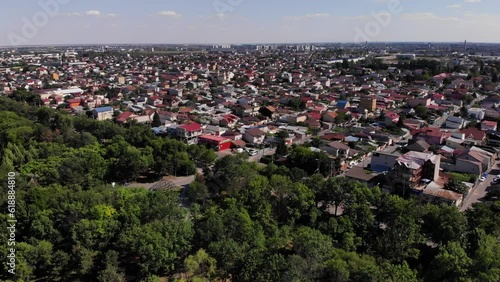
1;0;500;46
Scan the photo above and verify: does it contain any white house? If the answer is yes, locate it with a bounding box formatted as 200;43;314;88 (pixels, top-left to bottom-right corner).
468;108;486;120
243;128;265;144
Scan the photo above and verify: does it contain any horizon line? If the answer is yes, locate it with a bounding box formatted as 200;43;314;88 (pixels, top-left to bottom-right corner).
1;40;499;49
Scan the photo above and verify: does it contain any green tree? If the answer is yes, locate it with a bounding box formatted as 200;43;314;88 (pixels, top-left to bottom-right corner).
444;178;468;195
415;105;428;119
396;113;406;128
151;112;161;127
275;139;288;157
187;181;210;205
184;249;217;280
429;242;472;281
421;204;467;245
97;250;126;282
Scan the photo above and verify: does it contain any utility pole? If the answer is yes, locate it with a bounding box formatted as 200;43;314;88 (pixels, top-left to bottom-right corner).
174;156;177;177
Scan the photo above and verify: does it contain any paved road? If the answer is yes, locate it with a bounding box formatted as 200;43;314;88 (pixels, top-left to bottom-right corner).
460;160;500;211
126;175;196;189
434;115;448;128
250;147;277;162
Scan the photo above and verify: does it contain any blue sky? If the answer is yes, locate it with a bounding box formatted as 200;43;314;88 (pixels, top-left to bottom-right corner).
1;0;500;46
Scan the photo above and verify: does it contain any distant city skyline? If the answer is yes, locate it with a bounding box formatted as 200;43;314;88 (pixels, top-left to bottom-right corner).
2;0;500;46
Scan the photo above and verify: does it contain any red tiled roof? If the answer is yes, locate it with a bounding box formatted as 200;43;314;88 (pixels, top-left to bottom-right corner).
482;120;497;127
179;122;202;132
307;112;322;120
459;128;486;140
199;135;231;143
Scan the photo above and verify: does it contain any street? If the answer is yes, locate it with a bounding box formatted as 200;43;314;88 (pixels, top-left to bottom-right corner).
460;160;500;211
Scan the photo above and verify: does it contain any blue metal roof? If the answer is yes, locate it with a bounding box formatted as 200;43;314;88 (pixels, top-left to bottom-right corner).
94;106;113;113
337;100;349;108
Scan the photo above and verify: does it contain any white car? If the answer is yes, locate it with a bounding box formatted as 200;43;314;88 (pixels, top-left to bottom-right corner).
479;176;486;182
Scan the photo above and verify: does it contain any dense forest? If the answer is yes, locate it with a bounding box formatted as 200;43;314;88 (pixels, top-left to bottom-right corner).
1;97;500;282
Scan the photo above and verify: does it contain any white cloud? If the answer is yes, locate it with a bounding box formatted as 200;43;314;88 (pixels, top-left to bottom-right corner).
464;0;481;3
400;12;459;21
157;11;182;18
284;13;329;20
62;12;81;16
342;15;372;20
62;10;118;18
447;4;462;9
216;13;227;20
86;10;101;16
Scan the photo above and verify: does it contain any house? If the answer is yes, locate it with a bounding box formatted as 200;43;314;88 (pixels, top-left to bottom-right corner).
322;111;339;123
286;114;307;124
221;130;243;141
422;181;464;207
321;133;345;142
445;116;466;129
336;100;350;109
92;106;113;121
204;125;226;136
116;111;137;124
67;98;81;108
243;128;266;144
411;127;447;145
147;96;163;106
486;130;500;146
386;151;441;192
470;146;497;168
445;135;466;150
453;158;483;175
235;104;254;117
345;166;378;187
481;120;498;131
198;135;232;151
220;114;239;128
370;145;402;172
359;97;377;112
259;106;278;119
405;140;431;153
459;128;486;145
468;108;486;120
384;111;400;126
407;98;431;108
323;141;351;158
176;122;203;144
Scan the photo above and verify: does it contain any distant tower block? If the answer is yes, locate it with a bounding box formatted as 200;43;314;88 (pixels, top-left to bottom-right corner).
464;40;467;51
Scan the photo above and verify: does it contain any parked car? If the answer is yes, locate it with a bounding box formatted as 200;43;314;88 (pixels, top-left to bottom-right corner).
493;175;500;184
233;148;244;153
479;176;486;182
246;148;258;156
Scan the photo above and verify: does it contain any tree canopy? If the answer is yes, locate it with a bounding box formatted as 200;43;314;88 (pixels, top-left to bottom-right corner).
1;97;499;282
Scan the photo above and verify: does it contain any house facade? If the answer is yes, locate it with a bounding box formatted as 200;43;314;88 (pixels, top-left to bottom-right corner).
176;122;203;144
243;128;265;144
92;106;113;121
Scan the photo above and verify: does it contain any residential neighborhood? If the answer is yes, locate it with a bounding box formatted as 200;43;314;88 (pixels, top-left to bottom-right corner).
2;44;500;209
3;0;500;278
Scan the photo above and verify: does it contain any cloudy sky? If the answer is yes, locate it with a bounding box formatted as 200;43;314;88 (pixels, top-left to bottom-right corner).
1;0;499;46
